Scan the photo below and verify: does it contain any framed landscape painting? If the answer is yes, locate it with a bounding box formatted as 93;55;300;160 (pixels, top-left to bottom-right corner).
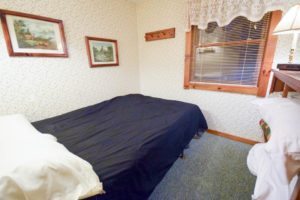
0;9;68;57
85;36;119;67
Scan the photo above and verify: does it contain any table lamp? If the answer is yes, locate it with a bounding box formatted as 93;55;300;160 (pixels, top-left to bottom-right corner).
273;4;300;64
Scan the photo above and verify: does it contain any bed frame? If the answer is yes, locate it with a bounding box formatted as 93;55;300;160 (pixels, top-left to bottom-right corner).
271;69;300;200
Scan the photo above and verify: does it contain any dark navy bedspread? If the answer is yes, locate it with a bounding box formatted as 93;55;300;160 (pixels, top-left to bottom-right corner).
32;94;207;200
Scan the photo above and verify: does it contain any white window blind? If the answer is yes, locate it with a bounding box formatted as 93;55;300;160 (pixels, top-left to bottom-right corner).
191;13;271;86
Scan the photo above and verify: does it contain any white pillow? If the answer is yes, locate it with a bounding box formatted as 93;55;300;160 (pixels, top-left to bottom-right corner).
252;97;300;153
0;114;40;135
0;114;104;200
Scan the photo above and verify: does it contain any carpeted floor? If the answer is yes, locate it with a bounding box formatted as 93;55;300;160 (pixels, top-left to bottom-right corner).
149;133;256;200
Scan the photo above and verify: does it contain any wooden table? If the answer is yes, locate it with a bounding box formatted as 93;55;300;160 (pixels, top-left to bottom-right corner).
271;69;300;97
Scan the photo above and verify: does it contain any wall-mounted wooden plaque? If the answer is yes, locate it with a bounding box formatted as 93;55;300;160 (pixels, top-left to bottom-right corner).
145;28;175;42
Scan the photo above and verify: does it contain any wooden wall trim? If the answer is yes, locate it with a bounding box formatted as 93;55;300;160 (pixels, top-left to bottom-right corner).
257;10;282;97
184;27;194;89
188;83;258;95
207;129;260;145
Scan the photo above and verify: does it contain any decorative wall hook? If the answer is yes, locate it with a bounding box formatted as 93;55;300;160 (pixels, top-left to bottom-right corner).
145;28;175;42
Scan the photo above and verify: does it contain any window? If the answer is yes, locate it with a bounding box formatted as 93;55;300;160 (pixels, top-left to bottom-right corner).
184;11;282;96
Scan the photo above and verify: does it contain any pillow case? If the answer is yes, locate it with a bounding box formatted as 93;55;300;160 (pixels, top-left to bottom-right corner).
0;114;40;135
252;97;300;153
0;114;104;200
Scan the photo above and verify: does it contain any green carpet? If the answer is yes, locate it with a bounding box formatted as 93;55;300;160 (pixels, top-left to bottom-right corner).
149;133;256;200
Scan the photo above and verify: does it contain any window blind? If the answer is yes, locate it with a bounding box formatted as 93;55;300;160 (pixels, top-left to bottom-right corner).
191;13;271;86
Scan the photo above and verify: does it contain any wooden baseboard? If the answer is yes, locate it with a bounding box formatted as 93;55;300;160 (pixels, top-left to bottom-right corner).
207;129;260;145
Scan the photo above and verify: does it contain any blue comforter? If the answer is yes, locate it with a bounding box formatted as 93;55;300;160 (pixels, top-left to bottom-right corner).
32;94;207;200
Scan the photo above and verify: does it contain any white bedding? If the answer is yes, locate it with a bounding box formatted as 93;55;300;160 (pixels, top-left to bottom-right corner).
247;144;298;200
249;97;300;200
0;114;104;200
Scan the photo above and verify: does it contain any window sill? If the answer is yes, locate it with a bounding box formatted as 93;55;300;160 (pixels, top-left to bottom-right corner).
184;82;258;95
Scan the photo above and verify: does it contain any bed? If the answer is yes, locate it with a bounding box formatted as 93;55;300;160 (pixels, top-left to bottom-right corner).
32;94;208;200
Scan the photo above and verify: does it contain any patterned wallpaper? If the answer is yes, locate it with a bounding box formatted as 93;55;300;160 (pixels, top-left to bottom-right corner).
0;0;140;122
0;0;298;141
136;0;300;142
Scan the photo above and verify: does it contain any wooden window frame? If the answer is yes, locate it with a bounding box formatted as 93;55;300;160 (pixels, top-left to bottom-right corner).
184;11;282;97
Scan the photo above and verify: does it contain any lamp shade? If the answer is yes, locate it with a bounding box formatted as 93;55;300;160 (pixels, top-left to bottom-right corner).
273;4;300;35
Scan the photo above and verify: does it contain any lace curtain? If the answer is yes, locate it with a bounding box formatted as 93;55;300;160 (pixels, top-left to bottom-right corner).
186;0;300;31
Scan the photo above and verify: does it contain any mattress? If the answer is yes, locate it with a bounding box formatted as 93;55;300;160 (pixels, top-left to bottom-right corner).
32;94;207;200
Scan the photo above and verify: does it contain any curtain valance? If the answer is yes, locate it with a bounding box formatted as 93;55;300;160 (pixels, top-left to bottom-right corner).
186;0;300;31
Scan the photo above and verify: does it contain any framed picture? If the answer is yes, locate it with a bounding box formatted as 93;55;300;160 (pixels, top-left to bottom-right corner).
0;9;68;57
85;36;119;67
